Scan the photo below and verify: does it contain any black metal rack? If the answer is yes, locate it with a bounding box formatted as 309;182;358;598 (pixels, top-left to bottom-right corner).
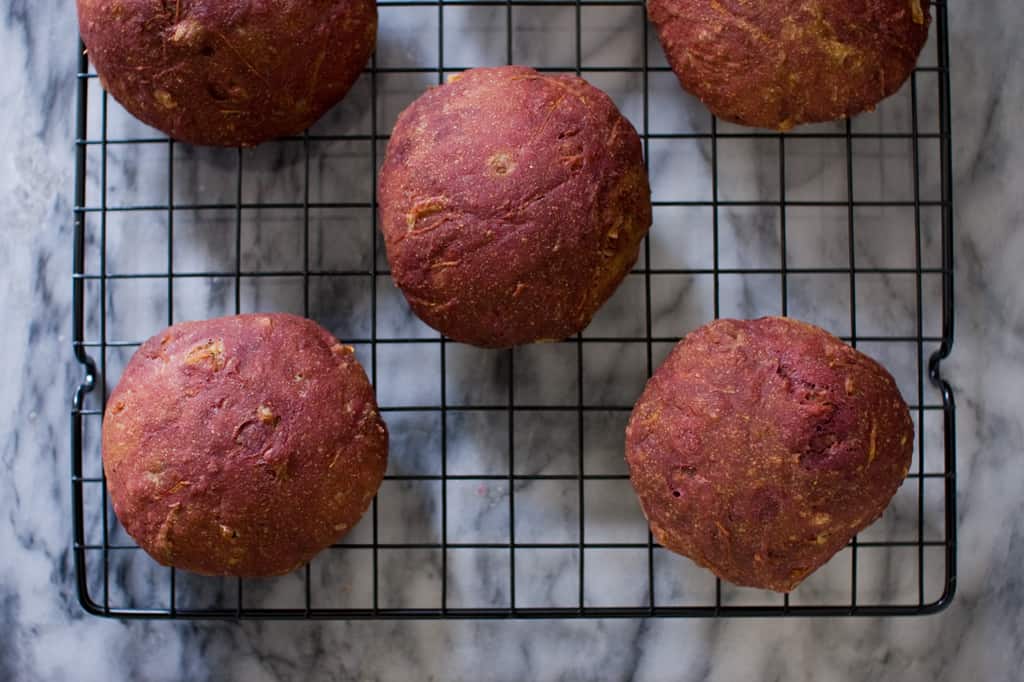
71;0;956;619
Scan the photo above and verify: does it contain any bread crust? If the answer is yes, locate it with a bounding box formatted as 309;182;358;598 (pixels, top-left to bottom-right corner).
77;0;376;146
647;0;931;129
102;313;388;577
625;317;913;592
378;66;652;348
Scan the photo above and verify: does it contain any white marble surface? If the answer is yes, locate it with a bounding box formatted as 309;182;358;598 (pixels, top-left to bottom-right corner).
1;0;1022;679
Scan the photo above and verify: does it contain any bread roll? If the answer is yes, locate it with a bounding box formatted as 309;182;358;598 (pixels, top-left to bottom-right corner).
648;0;931;129
378;66;652;348
102;313;387;576
77;0;376;146
626;317;913;591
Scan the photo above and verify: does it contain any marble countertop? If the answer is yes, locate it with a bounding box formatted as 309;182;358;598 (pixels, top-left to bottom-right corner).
2;1;1022;680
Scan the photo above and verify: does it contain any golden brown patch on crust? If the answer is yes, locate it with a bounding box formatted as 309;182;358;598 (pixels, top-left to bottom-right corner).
330;343;355;357
910;0;925;24
257;404;278;426
167;480;191;495
170;18;203;45
867;420;878;464
153;89;176;109
154;503;181;561
184;338;225;370
487;151;516;176
406;196;449;232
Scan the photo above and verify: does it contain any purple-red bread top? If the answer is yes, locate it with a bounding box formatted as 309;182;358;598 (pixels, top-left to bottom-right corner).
377;66;652;348
647;0;931;130
625;317;913;592
77;0;376;146
101;313;388;577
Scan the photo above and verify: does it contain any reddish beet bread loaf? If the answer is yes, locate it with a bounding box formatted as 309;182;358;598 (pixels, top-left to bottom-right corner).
102;313;387;577
647;0;931;130
77;0;376;146
378;66;652;348
625;317;913;592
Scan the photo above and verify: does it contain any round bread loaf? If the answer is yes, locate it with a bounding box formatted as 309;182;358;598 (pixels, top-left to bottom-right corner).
377;66;652;348
625;317;913;592
77;0;376;146
102;313;388;577
647;0;931;130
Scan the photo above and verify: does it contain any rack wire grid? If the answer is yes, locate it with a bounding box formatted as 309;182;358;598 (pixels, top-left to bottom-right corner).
71;0;956;619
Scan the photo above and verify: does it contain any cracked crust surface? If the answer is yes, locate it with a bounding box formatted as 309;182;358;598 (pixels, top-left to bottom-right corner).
378;66;652;348
77;0;376;146
625;317;913;592
102;313;388;576
648;0;931;130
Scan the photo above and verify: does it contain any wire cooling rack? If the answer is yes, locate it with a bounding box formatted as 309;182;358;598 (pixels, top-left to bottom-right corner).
71;0;956;619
